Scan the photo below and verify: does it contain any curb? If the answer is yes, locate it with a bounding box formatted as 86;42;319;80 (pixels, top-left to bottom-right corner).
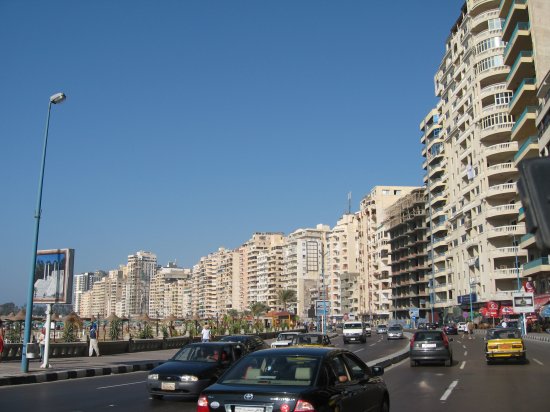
524;334;550;343
0;361;163;387
366;332;412;369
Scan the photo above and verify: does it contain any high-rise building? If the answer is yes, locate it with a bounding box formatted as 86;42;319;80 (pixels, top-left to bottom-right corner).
357;186;418;322
283;225;330;320
124;251;157;316
421;0;549;320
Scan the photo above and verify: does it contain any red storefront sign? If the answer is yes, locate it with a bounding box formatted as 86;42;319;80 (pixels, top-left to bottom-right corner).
499;306;515;316
487;301;500;318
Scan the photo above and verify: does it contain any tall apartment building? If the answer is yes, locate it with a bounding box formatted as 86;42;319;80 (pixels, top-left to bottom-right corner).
283;225;329;320
498;0;550;307
148;262;191;318
72;271;105;314
385;189;431;321
192;250;221;319
242;233;285;309
357;186;418;322
124;251;157;316
326;214;360;319
217;249;241;314
421;0;549;319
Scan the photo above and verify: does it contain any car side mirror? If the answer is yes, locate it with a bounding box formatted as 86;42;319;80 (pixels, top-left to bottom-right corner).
371;366;384;377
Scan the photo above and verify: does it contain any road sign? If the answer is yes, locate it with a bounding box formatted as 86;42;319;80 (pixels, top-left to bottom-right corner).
315;300;330;316
512;292;534;313
409;308;420;318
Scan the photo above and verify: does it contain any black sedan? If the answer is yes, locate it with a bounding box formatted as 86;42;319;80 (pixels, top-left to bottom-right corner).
443;324;458;335
218;334;269;353
197;347;389;412
147;342;244;400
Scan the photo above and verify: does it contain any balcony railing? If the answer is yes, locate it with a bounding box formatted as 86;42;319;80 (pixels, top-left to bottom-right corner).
487;162;516;174
511;106;537;133
509;77;536;108
503;22;530;59
513;135;538;161
523;257;549;270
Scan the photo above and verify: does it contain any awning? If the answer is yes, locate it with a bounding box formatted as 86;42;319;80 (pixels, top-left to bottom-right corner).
540;305;550;318
535;293;550;310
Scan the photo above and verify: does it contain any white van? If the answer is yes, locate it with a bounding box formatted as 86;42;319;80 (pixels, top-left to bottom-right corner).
342;321;367;343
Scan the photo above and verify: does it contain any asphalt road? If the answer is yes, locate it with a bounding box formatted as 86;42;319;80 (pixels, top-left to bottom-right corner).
1;333;547;412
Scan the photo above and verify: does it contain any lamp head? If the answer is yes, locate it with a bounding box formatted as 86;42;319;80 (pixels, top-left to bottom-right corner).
50;93;66;104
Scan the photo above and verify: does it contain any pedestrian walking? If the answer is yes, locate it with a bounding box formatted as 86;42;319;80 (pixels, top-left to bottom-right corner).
467;320;474;339
89;322;100;357
0;326;4;363
38;327;46;361
201;324;211;342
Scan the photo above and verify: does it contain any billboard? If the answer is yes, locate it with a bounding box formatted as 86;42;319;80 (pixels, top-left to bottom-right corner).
315;300;330;316
34;249;74;304
512;292;534;314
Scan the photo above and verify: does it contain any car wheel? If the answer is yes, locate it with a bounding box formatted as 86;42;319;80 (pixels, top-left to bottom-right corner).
151;395;163;400
445;357;452;367
380;399;390;412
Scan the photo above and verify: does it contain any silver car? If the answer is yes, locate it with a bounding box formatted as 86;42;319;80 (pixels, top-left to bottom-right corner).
387;325;403;340
409;330;453;367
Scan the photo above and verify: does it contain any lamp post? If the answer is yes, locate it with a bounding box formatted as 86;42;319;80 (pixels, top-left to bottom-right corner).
22;92;66;373
512;235;526;335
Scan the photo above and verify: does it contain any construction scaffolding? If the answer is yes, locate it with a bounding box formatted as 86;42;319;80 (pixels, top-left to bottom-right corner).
384;188;427;230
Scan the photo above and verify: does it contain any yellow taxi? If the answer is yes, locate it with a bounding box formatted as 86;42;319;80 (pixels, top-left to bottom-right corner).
485;327;526;364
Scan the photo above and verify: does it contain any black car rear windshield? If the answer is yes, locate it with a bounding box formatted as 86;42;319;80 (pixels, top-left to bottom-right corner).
414;332;443;341
220;354;320;386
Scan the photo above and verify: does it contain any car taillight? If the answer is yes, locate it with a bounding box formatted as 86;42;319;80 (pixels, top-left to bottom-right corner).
294;399;316;411
410;336;415;349
442;333;449;348
197;395;209;412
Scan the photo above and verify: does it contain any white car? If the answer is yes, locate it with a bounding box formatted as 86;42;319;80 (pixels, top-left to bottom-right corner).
457;322;467;332
270;332;300;348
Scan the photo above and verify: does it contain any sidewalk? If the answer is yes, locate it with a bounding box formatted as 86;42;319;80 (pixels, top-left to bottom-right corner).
0;348;179;387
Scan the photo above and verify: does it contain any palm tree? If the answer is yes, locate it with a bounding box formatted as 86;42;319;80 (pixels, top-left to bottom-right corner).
250;302;270;320
277;289;297;312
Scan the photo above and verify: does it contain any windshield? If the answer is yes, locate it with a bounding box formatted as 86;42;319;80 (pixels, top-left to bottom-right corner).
172;345;226;362
487;329;521;339
294;335;324;345
389;326;402;331
220;354;320;386
277;334;295;341
344;323;362;329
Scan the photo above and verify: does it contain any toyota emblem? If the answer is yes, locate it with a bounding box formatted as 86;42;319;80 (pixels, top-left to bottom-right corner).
244;393;254;401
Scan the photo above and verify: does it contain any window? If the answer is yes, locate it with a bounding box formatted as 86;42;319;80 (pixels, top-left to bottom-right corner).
495;92;513;105
342;354;368;381
481;112;514;129
476;55;504;74
475;37;503;54
488;18;503;31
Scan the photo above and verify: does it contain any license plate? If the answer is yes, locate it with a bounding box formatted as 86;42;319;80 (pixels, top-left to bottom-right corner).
350;338;356;340
500;344;511;350
422;343;436;348
235;407;264;412
161;382;176;391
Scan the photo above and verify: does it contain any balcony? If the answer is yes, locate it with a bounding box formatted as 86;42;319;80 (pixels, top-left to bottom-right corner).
485;183;517;200
491;246;527;259
472;9;500;29
493;267;523;279
519;233;535;249
486;224;525;239
480;82;507;100
503;23;532;66
502;0;528;40
523;257;550;277
484;141;518;161
486;162;516;178
506;51;535;90
509;78;536;116
514;135;539;164
480;120;514;144
511;106;537;141
486;203;520;219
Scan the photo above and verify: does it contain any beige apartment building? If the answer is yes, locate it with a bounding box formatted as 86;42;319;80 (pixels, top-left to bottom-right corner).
419;0;549;321
148;263;191;319
357;186;417;322
283;225;329;320
499;0;550;308
124;251;157;316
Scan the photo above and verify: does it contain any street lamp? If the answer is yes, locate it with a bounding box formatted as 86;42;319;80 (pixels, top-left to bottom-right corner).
21;93;66;373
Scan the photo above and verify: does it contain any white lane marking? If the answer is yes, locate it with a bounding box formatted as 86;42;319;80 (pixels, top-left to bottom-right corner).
464;351;468;356
460;361;466;370
462;345;467;349
97;381;146;390
353;348;365;353
440;380;459;401
369;343;376;347
533;358;543;365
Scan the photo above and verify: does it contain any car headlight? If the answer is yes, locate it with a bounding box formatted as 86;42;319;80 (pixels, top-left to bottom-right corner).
148;374;159;380
180;375;199;382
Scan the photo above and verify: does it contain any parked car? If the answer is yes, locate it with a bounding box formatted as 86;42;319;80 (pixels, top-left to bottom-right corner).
443;324;458;335
197;347;390;412
291;332;333;347
270;331;300;348
376;324;387;334
409;330;453;367
387;325;404;340
457;322;468;333
485;328;526;364
426;322;439;330
342;321;367;343
147;342;244;400
218;335;269;353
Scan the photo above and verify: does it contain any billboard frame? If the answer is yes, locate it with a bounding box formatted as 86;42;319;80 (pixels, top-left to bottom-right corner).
33;248;74;304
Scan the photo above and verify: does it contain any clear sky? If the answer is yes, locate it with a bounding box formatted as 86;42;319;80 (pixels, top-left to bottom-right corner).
0;0;464;305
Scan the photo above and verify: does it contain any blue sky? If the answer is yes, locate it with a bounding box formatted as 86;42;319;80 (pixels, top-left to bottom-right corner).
0;0;464;304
